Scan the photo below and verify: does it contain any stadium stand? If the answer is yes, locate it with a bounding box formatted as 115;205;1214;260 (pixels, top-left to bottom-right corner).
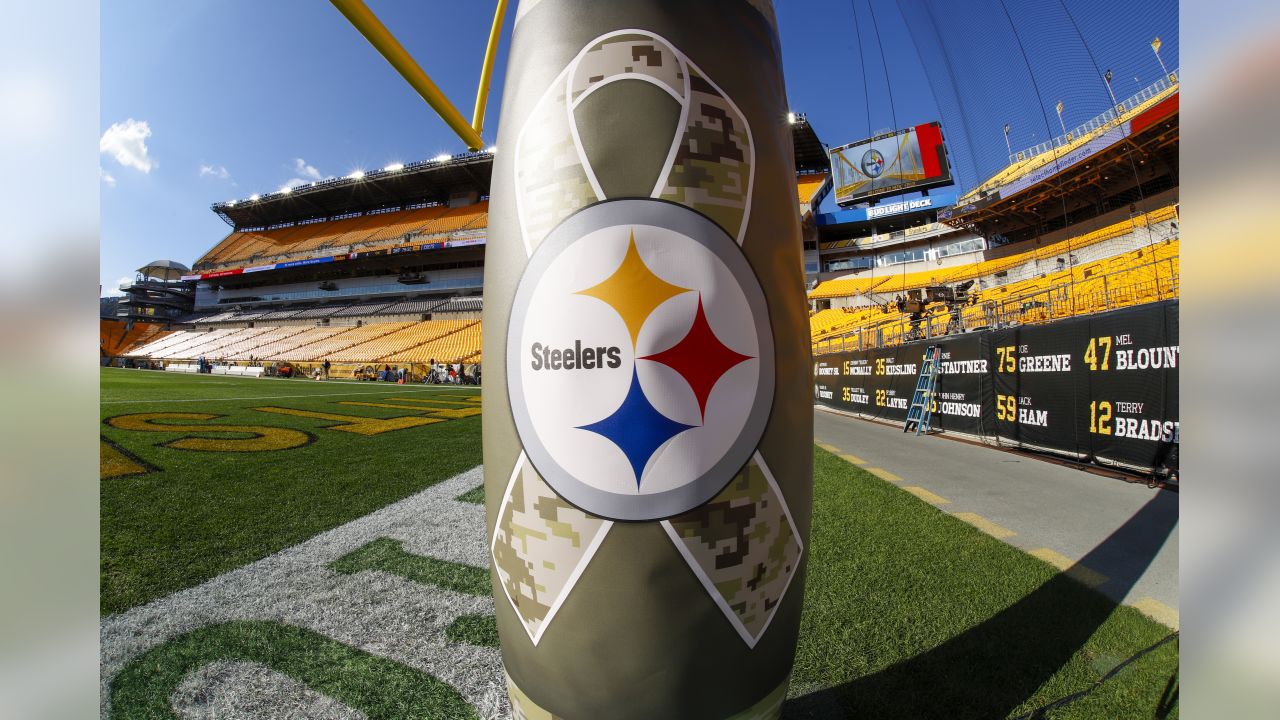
122;319;486;365
436;296;483;313
810;205;1178;301
330;320;471;362
958;80;1178;206
796;173;829;216
236;327;347;360
380;299;449;315
383;321;482;364
283;323;412;361
293;306;343;319
101;319;172;358
331;302;392;317
812;235;1178;351
114;124;818;371
193;201;490;272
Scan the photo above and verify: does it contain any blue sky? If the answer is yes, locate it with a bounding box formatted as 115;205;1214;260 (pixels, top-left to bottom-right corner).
101;0;1176;293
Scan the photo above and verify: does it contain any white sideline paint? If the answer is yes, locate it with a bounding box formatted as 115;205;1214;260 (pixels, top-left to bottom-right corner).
100;467;508;720
101;386;479;405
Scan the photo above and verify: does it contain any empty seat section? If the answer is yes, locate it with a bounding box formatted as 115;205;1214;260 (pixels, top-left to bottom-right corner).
218;326;311;360
284;323;412;361
415;202;488;236
330;320;468;362
382;321;482;364
247;327;347;360
812;237;1179;347
355;207;450;245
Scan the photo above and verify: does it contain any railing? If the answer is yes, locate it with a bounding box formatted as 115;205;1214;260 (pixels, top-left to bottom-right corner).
813;255;1178;355
1008;69;1179;166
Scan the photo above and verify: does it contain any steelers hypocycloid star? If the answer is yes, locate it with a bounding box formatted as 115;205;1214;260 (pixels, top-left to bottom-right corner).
574;232;754;487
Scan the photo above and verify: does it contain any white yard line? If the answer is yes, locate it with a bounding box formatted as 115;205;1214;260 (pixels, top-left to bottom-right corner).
100;467;506;719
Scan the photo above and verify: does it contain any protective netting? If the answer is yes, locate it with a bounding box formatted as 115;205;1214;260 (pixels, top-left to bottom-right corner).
894;0;1178;192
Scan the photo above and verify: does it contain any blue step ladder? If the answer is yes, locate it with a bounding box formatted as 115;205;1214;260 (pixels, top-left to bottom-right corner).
904;345;941;436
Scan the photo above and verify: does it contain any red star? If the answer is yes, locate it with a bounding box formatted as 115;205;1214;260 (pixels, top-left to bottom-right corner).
640;295;753;420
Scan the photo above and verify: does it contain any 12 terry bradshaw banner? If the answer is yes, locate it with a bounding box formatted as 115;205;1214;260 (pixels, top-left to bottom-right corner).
481;1;813;718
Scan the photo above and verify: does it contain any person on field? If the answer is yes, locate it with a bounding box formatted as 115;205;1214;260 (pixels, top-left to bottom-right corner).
322;358;331;380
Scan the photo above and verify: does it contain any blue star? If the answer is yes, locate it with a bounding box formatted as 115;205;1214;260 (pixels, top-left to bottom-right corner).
577;369;695;488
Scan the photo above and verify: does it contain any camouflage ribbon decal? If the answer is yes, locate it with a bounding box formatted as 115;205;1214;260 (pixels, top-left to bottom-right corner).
495;29;800;649
514;29;755;254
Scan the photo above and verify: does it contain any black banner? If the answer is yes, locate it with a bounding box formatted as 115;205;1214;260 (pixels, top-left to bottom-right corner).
815;301;1179;474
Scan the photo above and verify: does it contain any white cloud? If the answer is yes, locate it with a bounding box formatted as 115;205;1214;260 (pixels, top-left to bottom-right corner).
279;157;328;192
100;167;116;187
99;118;155;173
103;275;132;297
293;158;322;180
199;164;230;181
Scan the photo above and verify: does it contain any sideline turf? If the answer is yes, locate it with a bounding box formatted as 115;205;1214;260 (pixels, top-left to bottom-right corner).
787;448;1178;719
101;368;1176;717
100;368;482;615
110;621;478;720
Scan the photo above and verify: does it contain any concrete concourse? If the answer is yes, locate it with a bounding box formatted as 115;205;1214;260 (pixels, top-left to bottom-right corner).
814;407;1179;628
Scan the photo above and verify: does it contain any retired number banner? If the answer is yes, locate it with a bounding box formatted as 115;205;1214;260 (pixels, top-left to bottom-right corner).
482;1;811;718
815;300;1179;473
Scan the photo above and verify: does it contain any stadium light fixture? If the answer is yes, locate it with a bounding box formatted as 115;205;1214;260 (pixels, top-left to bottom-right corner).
348;170;366;180
384;162;405;172
433;153;451;163
787;112;797;124
250;194;260;202
280;186;293;194
1151;37;1169;81
486;146;497;154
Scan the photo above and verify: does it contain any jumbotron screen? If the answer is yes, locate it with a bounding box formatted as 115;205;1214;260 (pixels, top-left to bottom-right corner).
830;121;952;205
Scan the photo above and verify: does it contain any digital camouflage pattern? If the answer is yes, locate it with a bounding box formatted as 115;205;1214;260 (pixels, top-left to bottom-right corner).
657;63;753;243
568;34;684;105
665;454;802;645
491;455;611;643
488;1;811;717
515;30;752;253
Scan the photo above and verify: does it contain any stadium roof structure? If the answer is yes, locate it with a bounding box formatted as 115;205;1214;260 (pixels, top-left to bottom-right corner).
136;259;191;280
211;151;495;228
789;113;829;174
211;115;828;230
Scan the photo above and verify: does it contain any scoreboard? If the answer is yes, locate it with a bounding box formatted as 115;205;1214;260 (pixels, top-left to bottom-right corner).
830;121;953;206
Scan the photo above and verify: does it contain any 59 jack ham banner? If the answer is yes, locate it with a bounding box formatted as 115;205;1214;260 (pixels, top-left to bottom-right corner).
814;300;1180;474
482;2;811;719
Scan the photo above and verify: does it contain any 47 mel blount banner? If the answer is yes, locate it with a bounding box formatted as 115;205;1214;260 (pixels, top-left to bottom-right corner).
482;1;812;718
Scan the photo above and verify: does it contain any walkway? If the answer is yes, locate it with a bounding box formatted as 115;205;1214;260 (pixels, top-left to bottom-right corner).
814;407;1179;627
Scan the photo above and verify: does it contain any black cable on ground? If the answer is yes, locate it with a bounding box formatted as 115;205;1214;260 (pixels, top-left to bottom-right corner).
1009;631;1179;719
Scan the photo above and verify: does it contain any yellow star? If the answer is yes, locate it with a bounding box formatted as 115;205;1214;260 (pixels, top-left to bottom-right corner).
576;231;691;347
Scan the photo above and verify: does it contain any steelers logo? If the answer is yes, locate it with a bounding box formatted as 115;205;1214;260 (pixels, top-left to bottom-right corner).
861;148;885;178
507;199;774;521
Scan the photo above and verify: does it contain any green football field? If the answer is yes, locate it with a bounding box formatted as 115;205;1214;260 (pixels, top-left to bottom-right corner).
100;367;1177;718
100;367;485;614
